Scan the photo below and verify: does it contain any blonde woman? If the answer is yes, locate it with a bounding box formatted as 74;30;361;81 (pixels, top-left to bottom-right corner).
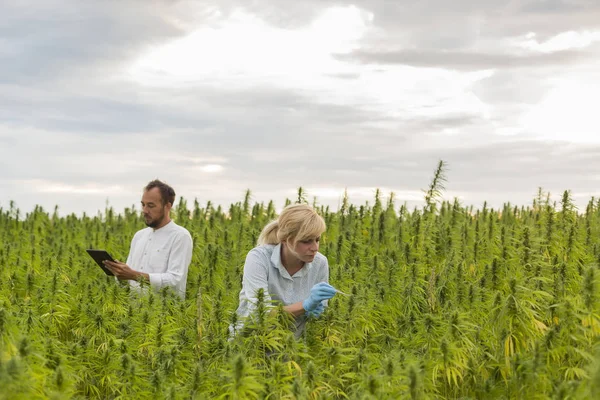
232;204;337;337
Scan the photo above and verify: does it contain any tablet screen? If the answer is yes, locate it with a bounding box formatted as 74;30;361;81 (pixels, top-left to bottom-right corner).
86;249;116;276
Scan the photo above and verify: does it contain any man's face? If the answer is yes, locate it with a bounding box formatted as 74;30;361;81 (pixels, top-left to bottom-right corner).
141;187;169;228
288;236;320;264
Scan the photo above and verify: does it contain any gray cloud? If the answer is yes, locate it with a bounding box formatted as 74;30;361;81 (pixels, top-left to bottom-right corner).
360;0;600;43
471;70;552;105
520;0;593;14
0;2;184;83
335;48;592;70
0;95;169;134
1;0;600;215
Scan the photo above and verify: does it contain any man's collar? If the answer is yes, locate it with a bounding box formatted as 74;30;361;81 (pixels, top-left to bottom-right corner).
153;219;173;232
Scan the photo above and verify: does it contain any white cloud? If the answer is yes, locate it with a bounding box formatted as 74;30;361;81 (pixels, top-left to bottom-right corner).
162;154;229;165
127;5;493;123
128;6;371;87
198;164;224;173
518;30;600;53
305;187;423;202
22;179;124;195
521;76;600;143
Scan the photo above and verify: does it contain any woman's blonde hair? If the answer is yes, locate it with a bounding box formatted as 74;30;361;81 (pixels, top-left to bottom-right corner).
257;204;326;246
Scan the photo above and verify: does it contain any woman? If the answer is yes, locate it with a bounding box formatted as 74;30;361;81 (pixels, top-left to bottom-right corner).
231;203;337;337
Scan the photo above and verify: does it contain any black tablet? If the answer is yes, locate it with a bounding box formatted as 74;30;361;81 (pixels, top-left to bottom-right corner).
86;249;116;276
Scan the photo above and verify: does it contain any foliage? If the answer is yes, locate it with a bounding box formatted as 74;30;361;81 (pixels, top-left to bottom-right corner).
1;171;600;398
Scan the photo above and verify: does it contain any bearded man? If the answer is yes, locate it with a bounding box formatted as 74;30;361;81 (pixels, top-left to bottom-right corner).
104;179;193;299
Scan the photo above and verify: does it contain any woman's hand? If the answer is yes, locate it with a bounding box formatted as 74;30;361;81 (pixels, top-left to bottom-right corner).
302;282;337;311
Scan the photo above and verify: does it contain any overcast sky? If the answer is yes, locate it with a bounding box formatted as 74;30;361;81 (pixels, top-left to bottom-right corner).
1;0;600;216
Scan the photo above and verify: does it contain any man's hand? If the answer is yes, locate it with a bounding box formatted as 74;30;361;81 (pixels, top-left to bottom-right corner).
103;260;148;282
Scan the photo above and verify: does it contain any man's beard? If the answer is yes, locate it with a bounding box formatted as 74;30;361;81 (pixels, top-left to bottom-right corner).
145;219;159;228
144;210;164;228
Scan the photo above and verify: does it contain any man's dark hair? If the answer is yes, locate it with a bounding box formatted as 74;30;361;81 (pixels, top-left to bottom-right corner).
144;179;176;206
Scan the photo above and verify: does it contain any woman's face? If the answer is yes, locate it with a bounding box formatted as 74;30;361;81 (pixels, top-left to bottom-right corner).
288;236;320;264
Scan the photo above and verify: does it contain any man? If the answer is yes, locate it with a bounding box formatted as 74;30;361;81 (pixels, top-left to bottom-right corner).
104;180;193;300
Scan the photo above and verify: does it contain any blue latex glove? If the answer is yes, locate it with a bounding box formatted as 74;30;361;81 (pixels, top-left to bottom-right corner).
302;282;337;312
307;302;325;318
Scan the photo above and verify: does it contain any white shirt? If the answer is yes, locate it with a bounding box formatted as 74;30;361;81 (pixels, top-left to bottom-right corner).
126;220;193;299
233;243;329;336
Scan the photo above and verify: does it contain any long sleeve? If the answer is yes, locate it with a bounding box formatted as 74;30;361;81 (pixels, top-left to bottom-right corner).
147;230;193;296
125;232;140;266
237;249;273;318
